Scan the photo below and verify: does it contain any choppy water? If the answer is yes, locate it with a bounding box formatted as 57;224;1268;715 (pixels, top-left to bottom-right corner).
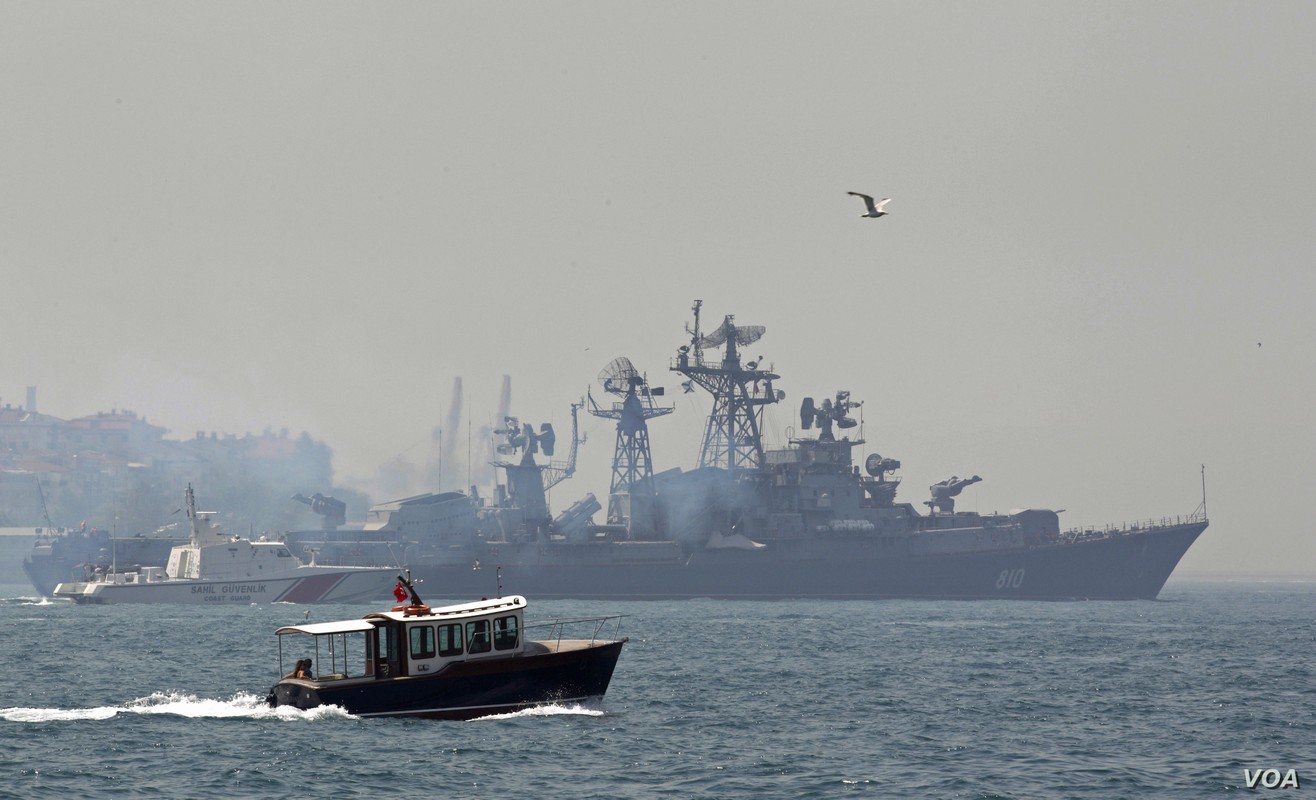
1;579;1311;799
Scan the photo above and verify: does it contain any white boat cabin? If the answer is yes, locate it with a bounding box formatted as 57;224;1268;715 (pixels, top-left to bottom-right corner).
165;534;299;581
162;496;300;581
275;595;527;681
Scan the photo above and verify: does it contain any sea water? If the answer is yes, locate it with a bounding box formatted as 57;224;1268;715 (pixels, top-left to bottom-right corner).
0;579;1311;799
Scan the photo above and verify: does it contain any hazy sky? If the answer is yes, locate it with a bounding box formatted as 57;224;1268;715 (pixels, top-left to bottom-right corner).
2;2;1313;576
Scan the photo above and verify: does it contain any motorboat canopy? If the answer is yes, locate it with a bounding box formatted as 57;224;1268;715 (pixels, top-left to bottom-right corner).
276;619;377;636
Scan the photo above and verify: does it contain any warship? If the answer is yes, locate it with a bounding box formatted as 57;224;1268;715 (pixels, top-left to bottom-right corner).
20;468;189;597
22;525;191;597
289;302;1207;600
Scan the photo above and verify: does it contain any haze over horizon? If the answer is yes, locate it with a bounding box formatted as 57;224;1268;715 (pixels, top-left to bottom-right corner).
3;2;1313;578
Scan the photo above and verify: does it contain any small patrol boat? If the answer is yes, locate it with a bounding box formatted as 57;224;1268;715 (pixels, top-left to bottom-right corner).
52;485;396;605
264;574;627;720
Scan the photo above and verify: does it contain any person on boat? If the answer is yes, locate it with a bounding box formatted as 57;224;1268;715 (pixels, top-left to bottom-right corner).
284;658;313;680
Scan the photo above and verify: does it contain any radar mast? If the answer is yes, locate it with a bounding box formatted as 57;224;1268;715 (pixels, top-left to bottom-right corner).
672;300;782;471
588;357;673;536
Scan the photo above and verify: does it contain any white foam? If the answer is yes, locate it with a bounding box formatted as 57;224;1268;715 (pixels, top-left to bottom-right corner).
3;595;56;606
1;691;354;723
471;702;607;721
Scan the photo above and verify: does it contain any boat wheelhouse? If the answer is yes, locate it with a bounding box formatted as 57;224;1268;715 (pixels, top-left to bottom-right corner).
265;579;626;720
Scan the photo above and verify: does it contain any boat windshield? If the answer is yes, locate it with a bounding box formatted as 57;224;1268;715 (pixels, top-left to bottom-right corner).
277;624;375;681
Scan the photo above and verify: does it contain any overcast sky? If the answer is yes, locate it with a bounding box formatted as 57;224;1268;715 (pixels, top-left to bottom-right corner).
2;2;1312;576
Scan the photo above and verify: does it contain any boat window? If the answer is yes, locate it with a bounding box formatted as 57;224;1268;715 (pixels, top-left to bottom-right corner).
493;615;519;650
277;548;292;557
308;631;369;680
409;625;435;660
466;619;491;654
437;623;463;657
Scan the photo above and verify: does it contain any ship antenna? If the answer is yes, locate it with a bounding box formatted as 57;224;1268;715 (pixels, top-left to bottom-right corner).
496;564;503;598
185;483;202;543
396;569;424;607
858;400;866;458
1199;464;1208;520
34;474;54;531
688;299;704;367
385;541;404;572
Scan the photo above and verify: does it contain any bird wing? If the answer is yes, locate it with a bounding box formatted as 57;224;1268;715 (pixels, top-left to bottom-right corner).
847;191;877;213
874;197;892;211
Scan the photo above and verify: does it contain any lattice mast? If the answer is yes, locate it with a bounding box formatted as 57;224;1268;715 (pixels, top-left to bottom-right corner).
672;300;782;471
588;357;673;531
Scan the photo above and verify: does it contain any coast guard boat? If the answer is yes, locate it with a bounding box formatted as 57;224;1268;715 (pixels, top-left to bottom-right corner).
265;574;626;719
52;485;396;605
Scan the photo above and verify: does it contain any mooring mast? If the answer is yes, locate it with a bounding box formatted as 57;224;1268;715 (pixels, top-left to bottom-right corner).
672;300;783;471
588;356;673;535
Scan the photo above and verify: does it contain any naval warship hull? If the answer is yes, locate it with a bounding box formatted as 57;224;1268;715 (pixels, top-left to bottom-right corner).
22;533;185;597
406;520;1206;601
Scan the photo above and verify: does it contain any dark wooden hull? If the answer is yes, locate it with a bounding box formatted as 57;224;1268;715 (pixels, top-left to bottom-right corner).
267;639;625;720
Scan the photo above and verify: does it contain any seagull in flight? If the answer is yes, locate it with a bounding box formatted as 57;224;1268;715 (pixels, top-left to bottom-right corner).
848;192;892;218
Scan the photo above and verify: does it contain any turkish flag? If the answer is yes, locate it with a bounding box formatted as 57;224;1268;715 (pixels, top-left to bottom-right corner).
393;582;408;602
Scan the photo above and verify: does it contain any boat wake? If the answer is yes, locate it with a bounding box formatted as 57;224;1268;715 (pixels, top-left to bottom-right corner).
3;595;56;606
0;691;354;723
472;702;608;721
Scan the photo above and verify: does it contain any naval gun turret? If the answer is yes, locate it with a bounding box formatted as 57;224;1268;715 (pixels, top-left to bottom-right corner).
485;402;586;541
291;492;347;531
925;475;982;515
492;415;554;536
800;391;861;442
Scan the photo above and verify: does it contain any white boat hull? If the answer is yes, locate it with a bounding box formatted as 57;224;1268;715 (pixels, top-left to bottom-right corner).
54;567;396;605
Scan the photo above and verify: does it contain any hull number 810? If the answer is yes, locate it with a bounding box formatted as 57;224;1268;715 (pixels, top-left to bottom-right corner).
995;568;1025;589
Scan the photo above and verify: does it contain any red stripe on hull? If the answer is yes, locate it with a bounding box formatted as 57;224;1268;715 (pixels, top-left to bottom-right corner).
276;573;343;603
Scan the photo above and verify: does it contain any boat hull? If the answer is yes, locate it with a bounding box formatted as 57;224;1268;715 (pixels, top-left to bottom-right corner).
407;521;1207;601
53;568;397;605
22;535;184;596
268;639;626;720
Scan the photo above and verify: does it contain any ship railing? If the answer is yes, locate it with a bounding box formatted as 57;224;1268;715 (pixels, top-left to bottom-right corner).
1060;509;1208;543
525;614;627;648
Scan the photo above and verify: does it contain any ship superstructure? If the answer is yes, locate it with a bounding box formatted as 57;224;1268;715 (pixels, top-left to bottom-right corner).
282;302;1207;600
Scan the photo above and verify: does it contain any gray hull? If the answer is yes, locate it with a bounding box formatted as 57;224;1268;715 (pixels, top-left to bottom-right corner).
22;534;185;597
408;521;1207;601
